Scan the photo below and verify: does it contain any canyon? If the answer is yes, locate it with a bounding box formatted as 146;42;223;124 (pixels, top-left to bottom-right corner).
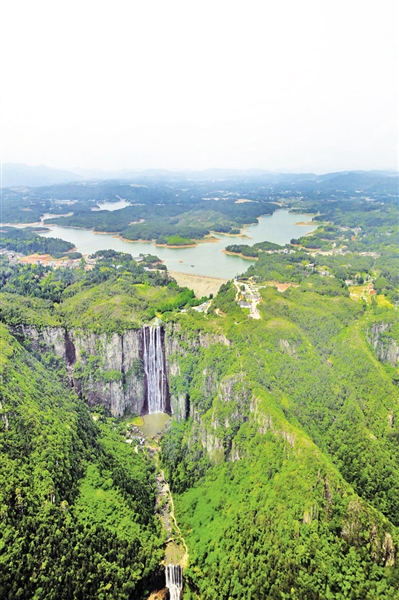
13;322;229;421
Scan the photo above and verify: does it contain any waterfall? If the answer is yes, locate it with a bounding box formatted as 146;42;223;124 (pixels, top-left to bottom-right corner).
165;564;183;600
142;326;168;414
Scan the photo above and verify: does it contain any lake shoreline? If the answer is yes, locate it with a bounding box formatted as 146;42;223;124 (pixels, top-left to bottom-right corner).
32;209;317;279
222;250;258;260
209;229;251;239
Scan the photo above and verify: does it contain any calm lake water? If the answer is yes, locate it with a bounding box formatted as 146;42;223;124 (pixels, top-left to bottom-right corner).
91;199;130;211
38;210;315;278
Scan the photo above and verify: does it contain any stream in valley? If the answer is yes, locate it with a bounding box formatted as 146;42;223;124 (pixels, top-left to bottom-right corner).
136;414;186;599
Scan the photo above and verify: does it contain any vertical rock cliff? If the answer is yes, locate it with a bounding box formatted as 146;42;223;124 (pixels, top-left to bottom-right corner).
11;322;232;422
13;324;145;416
367;322;399;366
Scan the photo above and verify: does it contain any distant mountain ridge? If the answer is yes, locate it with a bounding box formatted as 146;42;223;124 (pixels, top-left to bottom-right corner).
1;162;398;189
1;163;83;187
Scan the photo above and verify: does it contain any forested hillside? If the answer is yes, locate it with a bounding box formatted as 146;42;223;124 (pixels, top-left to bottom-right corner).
0;173;398;598
0;323;163;599
0;226;75;257
162;282;399;598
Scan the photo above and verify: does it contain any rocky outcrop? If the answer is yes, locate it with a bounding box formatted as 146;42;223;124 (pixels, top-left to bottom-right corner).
14;324;67;359
342;500;396;567
164;322;230;419
12;321;246;463
72;328;146;417
186;373;250;463
367;322;399;366
172;393;190;421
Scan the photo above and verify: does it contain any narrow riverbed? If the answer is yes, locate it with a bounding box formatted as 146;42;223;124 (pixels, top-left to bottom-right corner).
135;414;187;598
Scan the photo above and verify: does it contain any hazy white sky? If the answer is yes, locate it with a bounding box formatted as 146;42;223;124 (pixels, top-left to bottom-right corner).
1;0;397;173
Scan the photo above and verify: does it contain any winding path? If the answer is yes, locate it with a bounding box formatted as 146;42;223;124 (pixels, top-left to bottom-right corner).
149;444;189;567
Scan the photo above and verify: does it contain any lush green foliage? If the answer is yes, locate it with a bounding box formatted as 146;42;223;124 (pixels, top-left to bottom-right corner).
162;223;399;597
225;244;260;257
0;226;74;257
176;420;398;599
0;324;162;599
0;251;208;332
225;240;283;257
1;172;398;597
246;250;316;283
0;257;82;303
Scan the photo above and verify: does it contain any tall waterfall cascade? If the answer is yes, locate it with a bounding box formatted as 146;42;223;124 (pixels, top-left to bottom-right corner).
165;565;183;600
142;326;168;414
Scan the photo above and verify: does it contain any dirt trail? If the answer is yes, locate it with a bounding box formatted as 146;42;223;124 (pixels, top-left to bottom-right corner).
150;445;188;567
146;442;188;599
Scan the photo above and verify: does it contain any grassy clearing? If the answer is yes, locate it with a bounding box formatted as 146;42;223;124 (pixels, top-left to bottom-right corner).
376;294;394;308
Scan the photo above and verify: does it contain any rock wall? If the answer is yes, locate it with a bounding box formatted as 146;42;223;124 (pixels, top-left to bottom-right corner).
164;321;230;419
13;324;145;417
169;368;250;464
12;322;231;419
367;322;399;366
13;321;309;469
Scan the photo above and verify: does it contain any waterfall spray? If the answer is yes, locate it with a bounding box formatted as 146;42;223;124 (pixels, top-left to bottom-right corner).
142;326;168;413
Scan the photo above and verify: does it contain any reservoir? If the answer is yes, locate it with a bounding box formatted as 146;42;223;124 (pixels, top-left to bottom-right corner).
38;210;315;279
91;199;130;211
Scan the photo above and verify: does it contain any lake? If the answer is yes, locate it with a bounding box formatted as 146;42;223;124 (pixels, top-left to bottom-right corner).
91;199;130;211
38;210;315;279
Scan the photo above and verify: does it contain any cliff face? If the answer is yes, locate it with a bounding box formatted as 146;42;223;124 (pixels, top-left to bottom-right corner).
165;322;231;421
191;372;250;464
164;322;253;463
367;323;399;366
12;322;231;419
72;329;146;417
13;324;145;417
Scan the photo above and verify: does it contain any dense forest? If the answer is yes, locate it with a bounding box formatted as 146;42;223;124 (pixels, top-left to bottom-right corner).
161;183;399;598
2;170;396;243
0;250;207;329
0;226;75;257
0;323;163;598
1;171;398;598
162;280;399;597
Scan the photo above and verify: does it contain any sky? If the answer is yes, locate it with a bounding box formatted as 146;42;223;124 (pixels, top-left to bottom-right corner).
0;0;398;173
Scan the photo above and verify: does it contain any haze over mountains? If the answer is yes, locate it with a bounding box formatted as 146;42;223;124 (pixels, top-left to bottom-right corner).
1;162;398;189
1;163;84;188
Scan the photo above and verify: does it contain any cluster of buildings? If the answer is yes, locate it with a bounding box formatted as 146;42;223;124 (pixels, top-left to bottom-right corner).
0;249;24;262
0;248;97;271
235;277;261;319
